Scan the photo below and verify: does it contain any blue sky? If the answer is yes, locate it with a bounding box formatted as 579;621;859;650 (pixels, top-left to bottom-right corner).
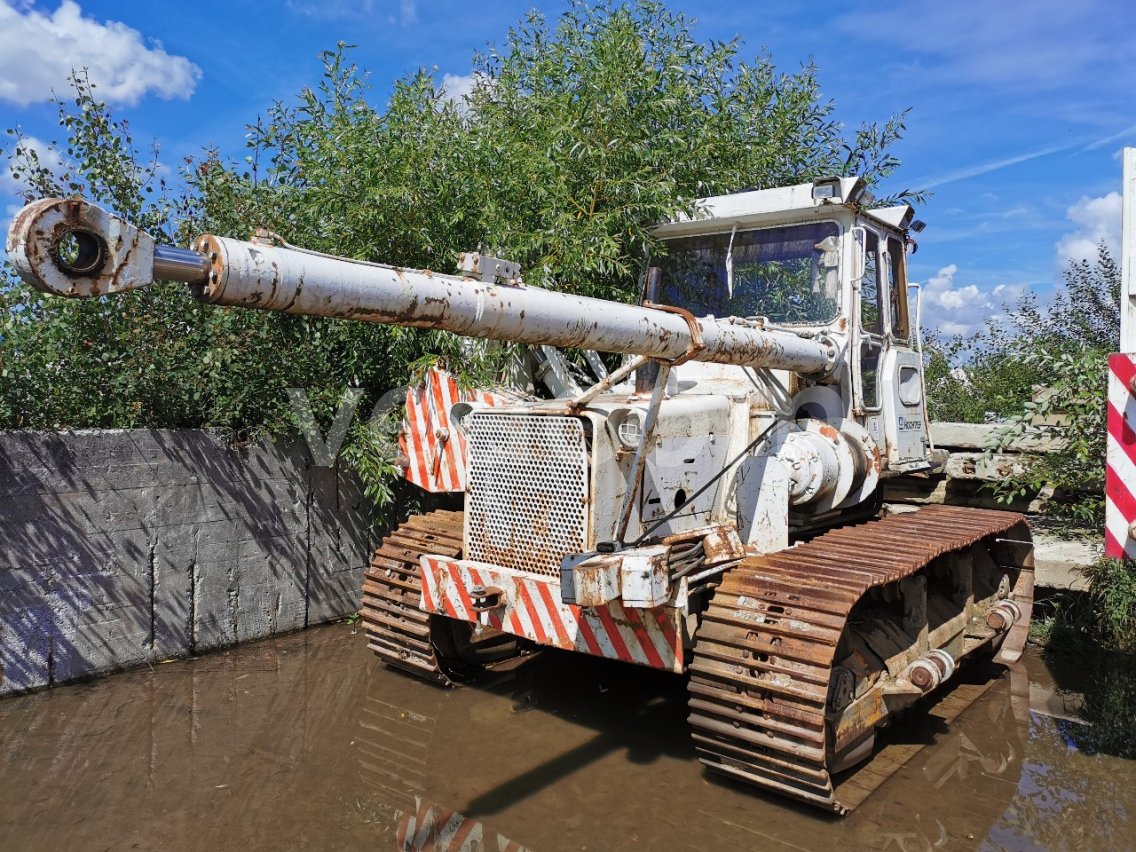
2;0;1134;336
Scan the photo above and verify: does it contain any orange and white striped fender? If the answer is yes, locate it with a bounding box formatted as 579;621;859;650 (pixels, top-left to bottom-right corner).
420;556;685;673
400;367;505;493
1106;353;1136;558
396;797;529;852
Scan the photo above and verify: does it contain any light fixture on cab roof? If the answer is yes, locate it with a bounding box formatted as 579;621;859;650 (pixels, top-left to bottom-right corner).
811;177;843;201
811;175;871;205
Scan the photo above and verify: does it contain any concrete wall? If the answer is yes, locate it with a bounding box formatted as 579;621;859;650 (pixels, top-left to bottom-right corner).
0;429;376;696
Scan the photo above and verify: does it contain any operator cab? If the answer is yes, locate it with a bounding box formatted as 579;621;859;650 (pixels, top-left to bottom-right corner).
652;176;934;472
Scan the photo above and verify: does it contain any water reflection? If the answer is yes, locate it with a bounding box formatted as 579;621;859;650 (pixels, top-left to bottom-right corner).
352;653;1037;851
1042;650;1136;759
981;651;1136;852
0;626;1134;851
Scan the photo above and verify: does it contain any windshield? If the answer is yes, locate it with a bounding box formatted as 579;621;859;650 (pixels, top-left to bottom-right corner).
656;222;841;325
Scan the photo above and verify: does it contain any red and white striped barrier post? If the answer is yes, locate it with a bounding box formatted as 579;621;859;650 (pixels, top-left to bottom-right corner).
1107;356;1136;558
1112;149;1136;558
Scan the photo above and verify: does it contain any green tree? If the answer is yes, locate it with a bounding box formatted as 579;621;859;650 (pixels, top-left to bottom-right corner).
925;245;1118;427
923;329;1046;424
1;72;424;452
459;0;914;301
980;245;1118;527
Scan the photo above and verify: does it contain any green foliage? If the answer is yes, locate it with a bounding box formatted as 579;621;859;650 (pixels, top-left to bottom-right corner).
341;416;406;509
1080;557;1136;653
6;70;179;238
3;1;916;507
983;246;1117;527
1071;653;1136;757
925;248;1118;428
988;345;1107;526
923;245;1117;529
0;66;492;470
1033;583;1136;755
460;0;913;301
2;71;204;430
924;247;1134;656
922;330;1046;423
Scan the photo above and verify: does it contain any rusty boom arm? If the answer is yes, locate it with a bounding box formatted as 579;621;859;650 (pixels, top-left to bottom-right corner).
7;198;836;376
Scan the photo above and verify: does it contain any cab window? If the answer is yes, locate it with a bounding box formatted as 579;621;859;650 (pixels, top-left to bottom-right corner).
886;237;910;341
657;222;841;325
859;231;883;335
857;230;883;410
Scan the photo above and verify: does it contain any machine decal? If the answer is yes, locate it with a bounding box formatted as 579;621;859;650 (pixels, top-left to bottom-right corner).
420;556;684;673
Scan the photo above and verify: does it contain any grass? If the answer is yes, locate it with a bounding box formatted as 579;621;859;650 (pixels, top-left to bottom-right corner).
1079;557;1136;653
1029;557;1136;655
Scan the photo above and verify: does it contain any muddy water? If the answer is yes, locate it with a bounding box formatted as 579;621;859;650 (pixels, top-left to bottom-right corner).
1;626;1133;852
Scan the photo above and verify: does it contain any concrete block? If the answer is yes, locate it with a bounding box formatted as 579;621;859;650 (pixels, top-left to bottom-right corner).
943;451;1029;482
931;421;1066;453
52;600;152;682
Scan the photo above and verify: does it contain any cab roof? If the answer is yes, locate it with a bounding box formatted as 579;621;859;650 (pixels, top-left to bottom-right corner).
653;176;915;239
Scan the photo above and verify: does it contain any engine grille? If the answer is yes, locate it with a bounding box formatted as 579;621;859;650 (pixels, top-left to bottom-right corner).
465;413;589;577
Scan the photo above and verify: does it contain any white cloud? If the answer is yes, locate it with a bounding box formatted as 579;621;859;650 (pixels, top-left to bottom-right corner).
921;264;960;308
916;264;1026;337
287;0;417;25
934;282;980;310
1055;192;1121;266
440;72;483;104
0;1;200;107
1;134;65;194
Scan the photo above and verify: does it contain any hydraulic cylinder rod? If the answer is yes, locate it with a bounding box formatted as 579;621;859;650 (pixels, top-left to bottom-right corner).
7;197;837;375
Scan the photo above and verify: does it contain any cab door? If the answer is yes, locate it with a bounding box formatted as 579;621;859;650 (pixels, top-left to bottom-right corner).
853;229;930;467
852;228;887;450
878;234;930;465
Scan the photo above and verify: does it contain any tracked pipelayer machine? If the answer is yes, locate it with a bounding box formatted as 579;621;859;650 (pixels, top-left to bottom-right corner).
8;176;1034;813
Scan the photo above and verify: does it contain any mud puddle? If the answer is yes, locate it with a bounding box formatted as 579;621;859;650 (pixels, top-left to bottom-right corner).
1;625;1134;851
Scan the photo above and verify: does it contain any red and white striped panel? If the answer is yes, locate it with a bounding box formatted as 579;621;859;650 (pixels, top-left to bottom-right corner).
420;557;685;673
401;367;504;493
1107;353;1136;558
396;797;529;852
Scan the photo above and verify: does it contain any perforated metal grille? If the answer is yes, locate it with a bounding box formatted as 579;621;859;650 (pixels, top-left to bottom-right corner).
465;413;589;577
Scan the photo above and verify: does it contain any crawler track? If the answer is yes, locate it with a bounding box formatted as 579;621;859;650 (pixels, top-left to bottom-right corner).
687;505;1034;814
361;510;466;686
